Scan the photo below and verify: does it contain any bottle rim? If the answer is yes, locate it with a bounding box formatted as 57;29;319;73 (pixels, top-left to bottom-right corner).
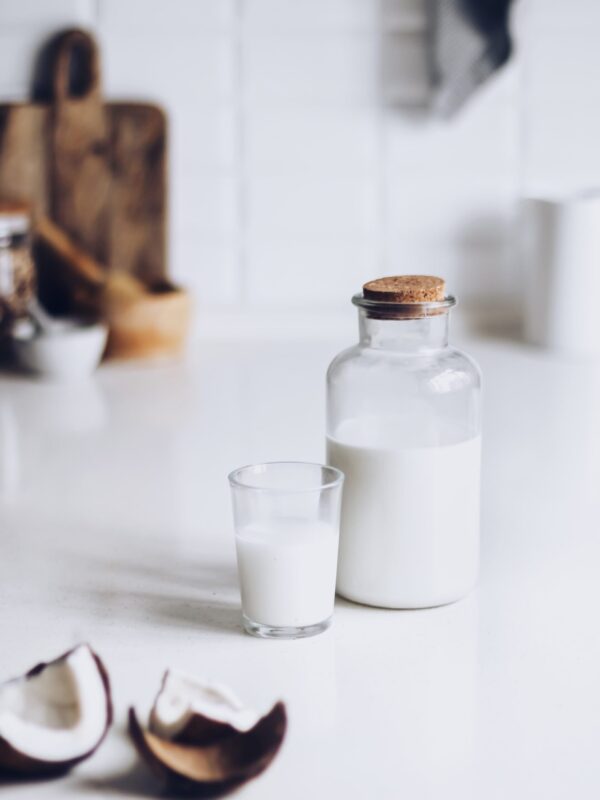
352;293;457;319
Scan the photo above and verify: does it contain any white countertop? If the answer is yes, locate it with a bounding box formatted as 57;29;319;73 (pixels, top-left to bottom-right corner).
1;335;599;799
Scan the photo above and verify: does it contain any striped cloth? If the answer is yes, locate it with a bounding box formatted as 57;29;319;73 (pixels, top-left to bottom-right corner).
427;0;514;117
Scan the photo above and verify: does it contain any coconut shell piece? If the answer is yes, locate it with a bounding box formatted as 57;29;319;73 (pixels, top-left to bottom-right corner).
129;700;287;797
149;671;261;746
0;644;112;777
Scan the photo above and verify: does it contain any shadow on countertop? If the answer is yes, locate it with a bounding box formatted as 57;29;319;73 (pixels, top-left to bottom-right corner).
96;588;243;638
73;763;161;798
65;548;243;638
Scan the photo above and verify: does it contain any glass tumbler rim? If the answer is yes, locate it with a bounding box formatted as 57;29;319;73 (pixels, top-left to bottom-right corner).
228;461;344;493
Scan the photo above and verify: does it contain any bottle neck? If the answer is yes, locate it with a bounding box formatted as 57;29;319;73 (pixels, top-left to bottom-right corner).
358;310;450;352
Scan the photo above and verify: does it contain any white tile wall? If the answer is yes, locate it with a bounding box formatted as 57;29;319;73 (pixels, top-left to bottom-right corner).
243;36;379;106
247;240;373;307
248;176;378;237
0;0;94;27
98;0;235;32
244;110;378;176
0;0;95;97
100;33;236;102
383;58;519;301
520;21;600;195
0;0;598;327
245;0;381;33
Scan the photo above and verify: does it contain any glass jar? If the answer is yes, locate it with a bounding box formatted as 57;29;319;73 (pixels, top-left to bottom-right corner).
0;203;35;335
326;276;482;608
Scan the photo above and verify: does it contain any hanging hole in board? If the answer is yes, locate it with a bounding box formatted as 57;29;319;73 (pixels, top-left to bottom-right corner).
67;39;94;98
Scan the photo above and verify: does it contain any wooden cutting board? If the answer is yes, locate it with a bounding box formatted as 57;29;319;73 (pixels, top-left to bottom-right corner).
0;28;167;285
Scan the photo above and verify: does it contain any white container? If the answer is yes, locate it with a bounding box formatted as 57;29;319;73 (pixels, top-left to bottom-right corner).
326;276;482;609
12;320;107;380
522;192;600;356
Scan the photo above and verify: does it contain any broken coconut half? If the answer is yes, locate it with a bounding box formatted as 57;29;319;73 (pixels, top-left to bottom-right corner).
130;670;287;796
0;644;112;776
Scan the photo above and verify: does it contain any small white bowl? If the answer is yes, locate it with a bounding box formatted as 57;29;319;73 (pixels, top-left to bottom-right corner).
12;320;108;381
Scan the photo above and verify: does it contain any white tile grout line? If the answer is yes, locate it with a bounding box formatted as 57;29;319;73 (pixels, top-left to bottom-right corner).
514;0;530;200
375;0;388;280
233;0;247;308
92;0;102;30
511;0;529;298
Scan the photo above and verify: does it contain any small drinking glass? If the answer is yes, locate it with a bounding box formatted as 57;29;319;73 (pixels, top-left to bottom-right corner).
228;462;344;639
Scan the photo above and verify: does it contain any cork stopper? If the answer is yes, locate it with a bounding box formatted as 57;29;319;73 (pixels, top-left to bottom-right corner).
363;275;445;303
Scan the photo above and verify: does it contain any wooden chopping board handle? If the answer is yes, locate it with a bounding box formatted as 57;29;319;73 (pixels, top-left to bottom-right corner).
52;29;101;103
49;29;111;266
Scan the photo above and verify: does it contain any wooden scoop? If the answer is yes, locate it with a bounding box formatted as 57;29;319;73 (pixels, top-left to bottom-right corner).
35;215;147;303
35;216;191;359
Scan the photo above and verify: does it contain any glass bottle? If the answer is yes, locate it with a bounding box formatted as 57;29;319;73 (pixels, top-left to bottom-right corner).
326;276;482;608
0;203;35;336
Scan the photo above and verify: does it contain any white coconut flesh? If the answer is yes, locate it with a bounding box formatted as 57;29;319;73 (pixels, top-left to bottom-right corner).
150;671;259;741
0;645;109;763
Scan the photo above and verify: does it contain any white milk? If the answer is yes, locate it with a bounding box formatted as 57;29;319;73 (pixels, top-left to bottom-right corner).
235;519;338;628
327;425;481;608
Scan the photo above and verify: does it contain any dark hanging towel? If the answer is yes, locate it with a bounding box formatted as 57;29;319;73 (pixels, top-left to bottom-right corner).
427;0;514;117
